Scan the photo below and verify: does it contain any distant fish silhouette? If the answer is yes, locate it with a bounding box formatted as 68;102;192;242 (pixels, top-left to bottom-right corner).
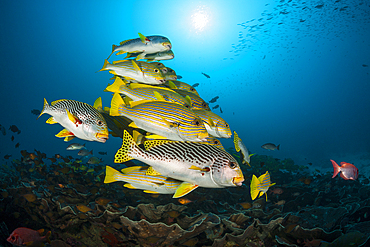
9;125;21;134
98;151;107;155
201;72;210;78
177;75;183;79
212;105;219;110
209;96;219;103
31;109;41;115
220;107;223;113
362;64;368;67
192;83;199;88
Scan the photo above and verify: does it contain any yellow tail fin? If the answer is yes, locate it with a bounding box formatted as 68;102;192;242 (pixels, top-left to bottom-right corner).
104;166;121;183
99;59;110;72
37;98;49;120
105;77;126;93
110;93;125;116
233;131;241;152
114;130;140;163
93;97;103;111
250;175;261;200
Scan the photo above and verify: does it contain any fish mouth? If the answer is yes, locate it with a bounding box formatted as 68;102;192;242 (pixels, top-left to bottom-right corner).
157;78;166;84
96;133;109;143
163;42;172;50
233;176;244;186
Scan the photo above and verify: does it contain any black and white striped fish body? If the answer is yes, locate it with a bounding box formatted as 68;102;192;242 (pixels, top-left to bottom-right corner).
115;130;245;188
39;99;109;143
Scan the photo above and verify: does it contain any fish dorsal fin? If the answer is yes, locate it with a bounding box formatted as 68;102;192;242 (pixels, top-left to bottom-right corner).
138;32;150;43
120;39;133;45
129;82;155;89
173;182;198;198
153;91;165;101
50;99;67;106
144;139;175;150
257;173;267;183
37;229;44;234
93;97;103;111
129;99;160;108
131;60;142;74
233;131;241;152
112;59;128;64
46;117;57;124
105;77;126;93
56;129;74;138
167;81;178;89
146;166;161;175
121;166;143;174
133;130;144;144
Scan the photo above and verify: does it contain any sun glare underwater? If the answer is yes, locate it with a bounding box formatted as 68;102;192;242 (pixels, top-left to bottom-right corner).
1;0;370;246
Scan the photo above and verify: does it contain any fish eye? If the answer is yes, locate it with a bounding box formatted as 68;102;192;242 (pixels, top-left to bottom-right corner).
213;140;220;145
225;123;229;128
202;102;208;107
190;87;195;92
162;68;168;73
192;120;201;126
97;120;103;126
154;69;159;73
228;161;237;169
184;104;190;109
11;236;15;240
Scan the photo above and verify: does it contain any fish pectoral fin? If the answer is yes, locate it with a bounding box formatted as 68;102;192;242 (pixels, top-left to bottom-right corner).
46;117;58;124
124;183;137;189
173;182;199;198
153;91;165;101
64;136;76;142
136;53;147;61
207;116;215;128
184;96;192;107
24;241;37;247
161;117;179;129
66;109;81;125
167;81;178;89
56;129;75;138
146;166;161;175
138;32;150;43
131;60;143;74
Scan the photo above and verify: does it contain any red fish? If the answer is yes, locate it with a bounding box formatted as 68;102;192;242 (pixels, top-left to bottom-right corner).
331;159;358;180
7;227;51;247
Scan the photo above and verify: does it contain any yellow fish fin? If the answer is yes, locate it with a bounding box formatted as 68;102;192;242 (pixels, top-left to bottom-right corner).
104;107;110;113
131;60;143;74
189;165;203;171
123;96;132;107
184;96;192;108
233;131;241;152
145;134;168;140
167;81;178;89
161;117;179;129
270;182;276;187
133;130;144;145
153;91;165;101
257;172;267;183
55;129;74;138
173;182;198;198
124;183;137;189
121;166;143;174
128;122;139;128
99;59;110;72
112;59;128;64
105;77;126;93
104;166;121;183
65;109;79;124
136;53;146;61
129;83;156;90
93;97;103;111
245;161;251;167
37;98;49;120
250;174;261;200
107;45;116;59
116;50;127;55
119;39;132;45
146;166;161;175
109;71;118;76
64;136;75;142
143;190;159;194
114;130;139;163
129;99;157;108
46;117;57;124
110;93;124;116
144;139;174;150
138;32;149;43
208;116;215;128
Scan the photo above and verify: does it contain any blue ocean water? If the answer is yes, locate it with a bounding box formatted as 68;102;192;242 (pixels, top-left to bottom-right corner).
1;1;370;246
1;0;369;173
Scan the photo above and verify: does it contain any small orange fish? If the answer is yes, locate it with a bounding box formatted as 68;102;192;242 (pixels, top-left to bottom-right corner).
275;200;286;205
57;184;65;188
239;202;253;209
76;204;93;213
269;188;283;195
29;153;37;160
7;227;50;247
178;198;192;205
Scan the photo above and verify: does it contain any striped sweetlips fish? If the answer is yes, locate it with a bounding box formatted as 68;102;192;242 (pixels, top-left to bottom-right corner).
162;67;177;81
107;33;172;60
114;130;245;198
162;80;200;96
192;109;232;138
100;59;166;85
105;78;191;108
38;99;109;143
250;171;276;201
125;50;175;62
110;93;209;142
104;165;184;195
172;88;210;111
